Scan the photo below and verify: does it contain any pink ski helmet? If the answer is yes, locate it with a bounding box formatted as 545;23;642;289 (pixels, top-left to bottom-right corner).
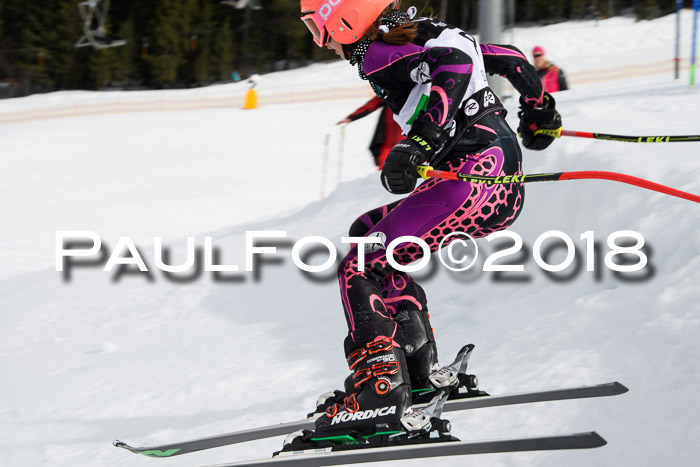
532;46;545;58
300;0;397;47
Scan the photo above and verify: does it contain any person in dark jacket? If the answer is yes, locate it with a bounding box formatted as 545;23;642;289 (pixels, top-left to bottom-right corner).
338;96;404;169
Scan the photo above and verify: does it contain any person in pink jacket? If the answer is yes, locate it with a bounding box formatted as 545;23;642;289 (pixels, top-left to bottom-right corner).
533;46;568;93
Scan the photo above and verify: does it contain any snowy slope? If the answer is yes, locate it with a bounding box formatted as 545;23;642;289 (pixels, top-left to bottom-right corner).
1;12;700;467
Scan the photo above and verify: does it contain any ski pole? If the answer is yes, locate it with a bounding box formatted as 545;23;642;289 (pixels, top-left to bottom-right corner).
416;166;700;204
535;128;700;143
336;124;346;183
320;133;330;199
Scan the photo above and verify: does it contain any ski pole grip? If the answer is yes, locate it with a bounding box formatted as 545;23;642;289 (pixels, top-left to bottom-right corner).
416;165;433;180
534;127;563;138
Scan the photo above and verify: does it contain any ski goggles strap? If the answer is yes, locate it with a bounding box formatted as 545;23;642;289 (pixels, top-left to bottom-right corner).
301;11;329;47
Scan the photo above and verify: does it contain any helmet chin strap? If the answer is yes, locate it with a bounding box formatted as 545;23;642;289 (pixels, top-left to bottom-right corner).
341;43;357;61
343;42;357;60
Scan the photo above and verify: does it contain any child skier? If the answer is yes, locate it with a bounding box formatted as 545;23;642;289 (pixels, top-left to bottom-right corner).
300;0;562;438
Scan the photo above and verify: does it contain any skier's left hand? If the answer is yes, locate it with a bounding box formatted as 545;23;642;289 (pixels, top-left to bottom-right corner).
518;93;562;150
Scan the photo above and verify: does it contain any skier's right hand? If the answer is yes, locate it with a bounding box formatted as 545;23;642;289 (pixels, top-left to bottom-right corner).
381;118;448;194
381;139;428;194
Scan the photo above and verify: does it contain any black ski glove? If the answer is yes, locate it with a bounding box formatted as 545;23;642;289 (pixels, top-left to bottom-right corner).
381;119;447;195
518;93;562;151
381;140;428;194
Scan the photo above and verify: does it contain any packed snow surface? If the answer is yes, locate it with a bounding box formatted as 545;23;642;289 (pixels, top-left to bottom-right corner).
1;12;699;467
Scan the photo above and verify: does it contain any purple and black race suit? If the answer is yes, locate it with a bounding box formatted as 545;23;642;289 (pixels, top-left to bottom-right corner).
340;17;544;344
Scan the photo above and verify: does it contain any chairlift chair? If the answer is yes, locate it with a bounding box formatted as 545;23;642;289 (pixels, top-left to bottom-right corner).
75;0;127;49
220;0;262;10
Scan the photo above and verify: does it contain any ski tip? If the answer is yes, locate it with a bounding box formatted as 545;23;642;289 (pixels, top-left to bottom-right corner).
113;440;136;452
610;382;630;394
575;431;607;448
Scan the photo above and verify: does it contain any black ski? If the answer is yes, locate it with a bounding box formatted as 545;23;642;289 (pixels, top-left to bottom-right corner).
113;382;627;458
442;380;627;413
200;432;607;466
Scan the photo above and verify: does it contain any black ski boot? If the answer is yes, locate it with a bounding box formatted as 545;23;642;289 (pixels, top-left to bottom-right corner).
309;284;461;417
389;279;482;405
388;281;459;391
312;322;412;439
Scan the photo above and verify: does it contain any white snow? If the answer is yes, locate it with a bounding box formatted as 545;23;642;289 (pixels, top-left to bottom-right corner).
1;12;699;467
